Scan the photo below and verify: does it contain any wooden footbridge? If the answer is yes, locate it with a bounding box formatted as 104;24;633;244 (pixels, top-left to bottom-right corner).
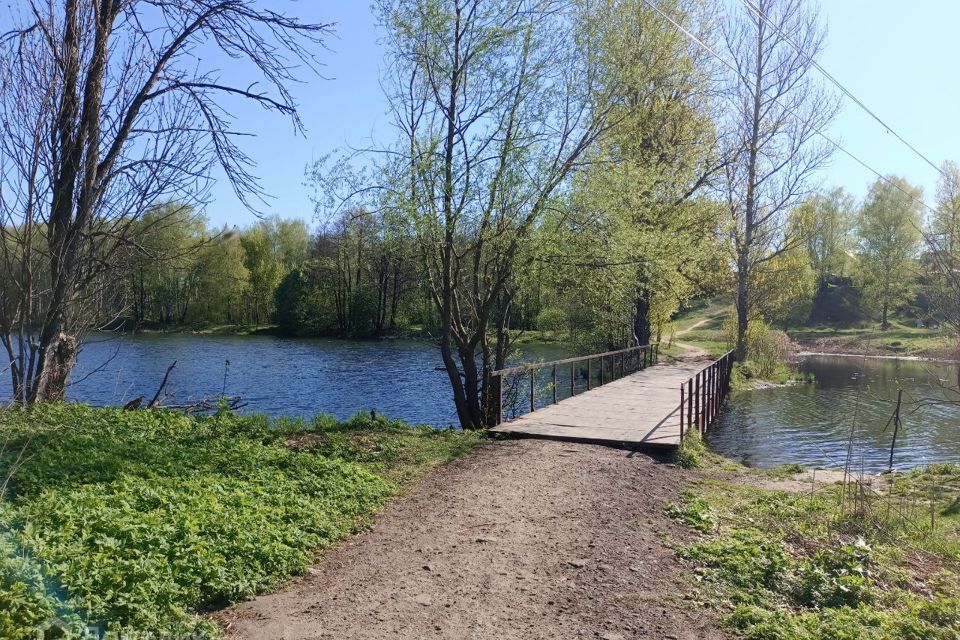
490;344;734;451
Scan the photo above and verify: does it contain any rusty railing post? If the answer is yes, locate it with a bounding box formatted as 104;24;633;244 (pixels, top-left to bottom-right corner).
587;358;592;391
552;364;558;404
529;369;535;413
679;384;685;440
694;372;701;433
570;362;576;397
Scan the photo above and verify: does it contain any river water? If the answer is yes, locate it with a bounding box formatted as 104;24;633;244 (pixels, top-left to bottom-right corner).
4;336;958;471
5;333;565;427
708;355;960;473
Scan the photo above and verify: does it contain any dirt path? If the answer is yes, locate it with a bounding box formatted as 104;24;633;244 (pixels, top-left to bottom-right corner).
672;318;713;361
217;439;726;639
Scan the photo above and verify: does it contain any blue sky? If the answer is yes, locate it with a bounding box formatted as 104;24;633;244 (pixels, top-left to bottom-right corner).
202;1;959;227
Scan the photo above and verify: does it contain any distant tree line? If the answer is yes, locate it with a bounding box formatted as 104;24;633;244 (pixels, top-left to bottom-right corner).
746;165;960;337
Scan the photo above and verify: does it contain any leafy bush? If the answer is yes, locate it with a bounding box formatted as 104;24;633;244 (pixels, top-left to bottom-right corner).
0;404;478;638
724;314;795;379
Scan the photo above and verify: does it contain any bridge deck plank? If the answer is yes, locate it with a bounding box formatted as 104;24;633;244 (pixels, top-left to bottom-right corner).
490;361;707;450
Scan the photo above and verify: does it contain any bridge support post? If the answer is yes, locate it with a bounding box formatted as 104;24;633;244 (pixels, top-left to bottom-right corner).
530;370;535;413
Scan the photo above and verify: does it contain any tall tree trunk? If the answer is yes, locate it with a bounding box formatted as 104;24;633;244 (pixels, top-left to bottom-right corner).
632;286;652;347
736;255;750;361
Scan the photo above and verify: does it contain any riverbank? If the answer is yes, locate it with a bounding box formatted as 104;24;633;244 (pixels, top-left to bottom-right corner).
2;403;957;638
669;436;960;639
0;405;481;638
787;321;957;360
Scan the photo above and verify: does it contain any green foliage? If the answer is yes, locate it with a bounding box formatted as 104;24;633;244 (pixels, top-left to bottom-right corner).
665;490;716;532
533;0;724;351
724;314;795;380
668;468;960;640
793;540;876;609
680;528;790;600
855;176;924;328
0;405;479;638
676;431;708;469
804;188;856;282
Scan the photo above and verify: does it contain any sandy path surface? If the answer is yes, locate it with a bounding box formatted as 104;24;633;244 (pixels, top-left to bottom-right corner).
217;439;725;640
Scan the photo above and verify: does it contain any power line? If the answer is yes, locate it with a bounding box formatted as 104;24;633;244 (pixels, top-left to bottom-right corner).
641;0;938;217
737;0;947;182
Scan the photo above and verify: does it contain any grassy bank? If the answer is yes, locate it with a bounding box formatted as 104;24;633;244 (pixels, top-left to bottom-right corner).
668;442;960;639
0;405;481;639
789;319;956;360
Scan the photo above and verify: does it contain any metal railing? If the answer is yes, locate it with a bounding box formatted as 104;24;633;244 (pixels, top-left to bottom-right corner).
679;350;735;440
491;343;660;425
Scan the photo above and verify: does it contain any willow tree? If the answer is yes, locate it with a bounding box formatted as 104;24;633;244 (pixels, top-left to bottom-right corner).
539;0;724;351
374;0;616;429
721;0;838;360
0;1;330;403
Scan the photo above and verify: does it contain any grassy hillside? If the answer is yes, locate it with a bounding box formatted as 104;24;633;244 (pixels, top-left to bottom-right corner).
664;300;956;360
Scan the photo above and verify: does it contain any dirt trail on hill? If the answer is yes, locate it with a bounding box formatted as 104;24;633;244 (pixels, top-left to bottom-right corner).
671;317;716;361
217;439;726;640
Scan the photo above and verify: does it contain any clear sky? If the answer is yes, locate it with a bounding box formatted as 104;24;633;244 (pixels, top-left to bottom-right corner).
199;1;959;227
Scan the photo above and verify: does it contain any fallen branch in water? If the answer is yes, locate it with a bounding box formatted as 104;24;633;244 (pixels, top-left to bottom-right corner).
149;361;178;408
161;396;248;415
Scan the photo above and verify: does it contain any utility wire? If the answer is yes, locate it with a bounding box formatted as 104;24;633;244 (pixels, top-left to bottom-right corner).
737;0;948;182
640;0;938;217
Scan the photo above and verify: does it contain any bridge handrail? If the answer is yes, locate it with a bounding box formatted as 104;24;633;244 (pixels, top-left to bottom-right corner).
490;343;660;426
491;343;659;377
679;350;736;441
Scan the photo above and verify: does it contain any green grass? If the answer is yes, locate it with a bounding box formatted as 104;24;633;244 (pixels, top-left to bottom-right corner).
0;405;481;639
667;467;960;640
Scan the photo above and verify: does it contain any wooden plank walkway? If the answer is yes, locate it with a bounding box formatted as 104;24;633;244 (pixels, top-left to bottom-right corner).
490;361;706;450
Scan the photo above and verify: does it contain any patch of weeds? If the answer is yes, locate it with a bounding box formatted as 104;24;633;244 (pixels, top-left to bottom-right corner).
665;490;717;533
0;404;480;638
675;432;740;471
676;432;708;469
761;463;806;479
668;465;960;639
680;529;790;603
793;539;876;608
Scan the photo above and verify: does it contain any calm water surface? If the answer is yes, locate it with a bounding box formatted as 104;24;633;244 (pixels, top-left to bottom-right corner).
6;336;959;470
708;355;960;472
35;334;566;426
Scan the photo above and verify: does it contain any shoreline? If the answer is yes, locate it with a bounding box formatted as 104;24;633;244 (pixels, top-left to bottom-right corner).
795;349;960;365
